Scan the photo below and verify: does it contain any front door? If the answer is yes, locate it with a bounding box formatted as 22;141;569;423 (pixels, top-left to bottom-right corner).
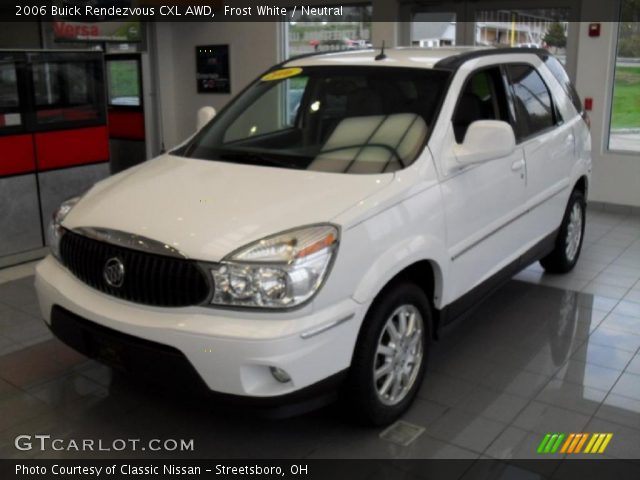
440;66;527;304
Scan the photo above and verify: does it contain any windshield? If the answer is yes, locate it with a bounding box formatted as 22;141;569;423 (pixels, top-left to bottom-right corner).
176;66;450;174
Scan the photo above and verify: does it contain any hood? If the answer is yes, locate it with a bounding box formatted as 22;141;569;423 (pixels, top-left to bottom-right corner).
64;154;392;261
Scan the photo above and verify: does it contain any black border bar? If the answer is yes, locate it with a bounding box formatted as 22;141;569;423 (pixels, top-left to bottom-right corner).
3;459;640;480
0;0;632;23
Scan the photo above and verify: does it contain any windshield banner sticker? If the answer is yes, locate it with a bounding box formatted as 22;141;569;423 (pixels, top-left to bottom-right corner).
261;68;303;82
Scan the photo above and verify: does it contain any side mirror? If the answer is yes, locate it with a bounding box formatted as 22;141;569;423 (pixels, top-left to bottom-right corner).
196;106;216;131
453;120;516;167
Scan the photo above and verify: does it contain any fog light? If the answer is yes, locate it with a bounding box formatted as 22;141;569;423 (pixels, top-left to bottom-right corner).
270;366;291;383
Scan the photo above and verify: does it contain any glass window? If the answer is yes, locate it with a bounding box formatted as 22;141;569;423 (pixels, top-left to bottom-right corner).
286;76;309;125
33;62;61;107
31;59;104;126
452;68;510;143
609;0;640;152
66;63;91;104
506;65;555;139
224;77;308;143
286;5;372;58
178;67;450;174
0;61;19;108
543;55;583;115
107;59;141;107
0;59;21;129
474;9;570;65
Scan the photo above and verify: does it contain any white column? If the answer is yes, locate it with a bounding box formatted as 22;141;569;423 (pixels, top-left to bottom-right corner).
371;0;400;47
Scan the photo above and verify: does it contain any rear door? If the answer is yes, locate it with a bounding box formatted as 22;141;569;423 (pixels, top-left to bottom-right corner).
504;62;574;242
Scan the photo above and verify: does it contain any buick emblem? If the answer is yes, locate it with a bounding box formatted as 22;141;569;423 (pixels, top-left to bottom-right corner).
103;257;125;288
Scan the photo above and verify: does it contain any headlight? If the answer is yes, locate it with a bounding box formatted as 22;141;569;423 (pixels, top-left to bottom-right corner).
208;224;339;309
46;196;81;259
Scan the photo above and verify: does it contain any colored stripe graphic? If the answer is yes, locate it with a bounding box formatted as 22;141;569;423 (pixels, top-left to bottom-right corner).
576;433;589;453
544;434;558;453
550;433;565;453
568;433;583;453
598;433;613;453
539;433;613;454
592;433;606;453
537;433;552;454
537;433;566;453
560;433;575;453
584;433;598;453
585;433;614;454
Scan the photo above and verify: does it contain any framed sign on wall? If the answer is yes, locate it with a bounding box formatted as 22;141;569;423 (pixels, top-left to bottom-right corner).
195;45;230;94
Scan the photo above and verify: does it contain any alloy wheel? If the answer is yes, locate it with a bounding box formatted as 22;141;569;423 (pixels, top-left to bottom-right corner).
373;304;424;406
565;202;583;262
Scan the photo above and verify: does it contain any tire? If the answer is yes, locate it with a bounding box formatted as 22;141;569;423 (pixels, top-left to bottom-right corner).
540;189;586;274
345;282;432;426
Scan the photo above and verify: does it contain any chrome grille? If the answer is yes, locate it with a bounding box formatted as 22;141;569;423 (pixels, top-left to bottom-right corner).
59;230;211;307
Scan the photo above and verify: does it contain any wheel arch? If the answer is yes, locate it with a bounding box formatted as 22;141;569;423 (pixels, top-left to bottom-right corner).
574;175;588;197
356;258;445;341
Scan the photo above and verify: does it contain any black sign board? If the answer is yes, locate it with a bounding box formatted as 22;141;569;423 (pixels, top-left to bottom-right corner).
196;45;230;94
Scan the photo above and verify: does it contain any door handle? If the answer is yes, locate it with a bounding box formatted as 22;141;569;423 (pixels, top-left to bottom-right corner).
511;159;525;171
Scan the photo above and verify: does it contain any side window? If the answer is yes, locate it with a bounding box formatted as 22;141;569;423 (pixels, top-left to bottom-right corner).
31;60;103;126
0;59;21;130
32;62;61;107
506;65;556;139
544;55;583;115
452;67;510;143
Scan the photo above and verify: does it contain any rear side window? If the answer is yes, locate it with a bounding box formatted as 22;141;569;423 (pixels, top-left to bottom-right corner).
543;55;583;115
506;65;555;139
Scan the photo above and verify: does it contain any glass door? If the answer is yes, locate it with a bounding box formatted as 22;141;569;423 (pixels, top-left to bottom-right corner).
105;54;146;173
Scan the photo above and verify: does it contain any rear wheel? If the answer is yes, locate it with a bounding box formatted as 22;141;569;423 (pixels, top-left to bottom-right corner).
346;283;431;426
540;189;586;274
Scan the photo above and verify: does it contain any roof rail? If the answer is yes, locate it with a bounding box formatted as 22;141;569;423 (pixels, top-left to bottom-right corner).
272;50;341;69
434;47;550;70
273;47;378;69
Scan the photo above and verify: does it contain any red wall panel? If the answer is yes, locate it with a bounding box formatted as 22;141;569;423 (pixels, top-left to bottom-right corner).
0;134;36;176
35;126;109;171
108;110;145;140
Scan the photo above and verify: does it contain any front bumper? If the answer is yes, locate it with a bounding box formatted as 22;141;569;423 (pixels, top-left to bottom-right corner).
35;255;362;399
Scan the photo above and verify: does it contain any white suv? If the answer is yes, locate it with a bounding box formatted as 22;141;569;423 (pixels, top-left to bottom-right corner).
35;47;591;425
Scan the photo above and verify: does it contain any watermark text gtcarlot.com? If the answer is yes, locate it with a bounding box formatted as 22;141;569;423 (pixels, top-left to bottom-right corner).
14;435;194;452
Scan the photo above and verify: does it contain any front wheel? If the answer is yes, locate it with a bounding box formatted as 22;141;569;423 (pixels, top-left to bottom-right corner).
540;189;586;274
345;283;431;426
